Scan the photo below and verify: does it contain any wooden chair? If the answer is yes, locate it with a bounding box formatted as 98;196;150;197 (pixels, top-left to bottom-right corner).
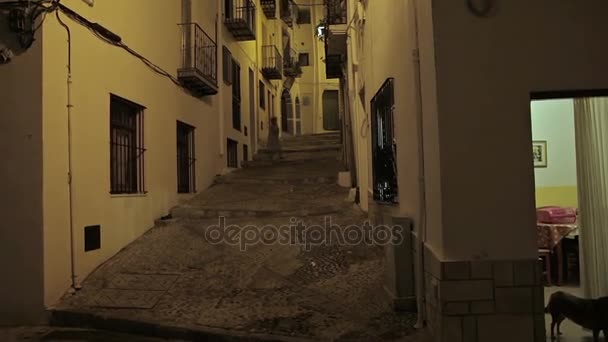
538;248;552;286
537;225;553;286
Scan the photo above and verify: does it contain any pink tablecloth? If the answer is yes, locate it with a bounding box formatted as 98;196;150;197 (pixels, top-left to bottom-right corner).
537;223;578;250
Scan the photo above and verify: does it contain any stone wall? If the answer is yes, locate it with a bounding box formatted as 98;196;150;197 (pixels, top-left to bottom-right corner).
422;243;545;342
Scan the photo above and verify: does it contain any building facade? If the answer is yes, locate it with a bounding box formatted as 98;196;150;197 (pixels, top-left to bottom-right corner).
0;0;334;324
336;0;608;342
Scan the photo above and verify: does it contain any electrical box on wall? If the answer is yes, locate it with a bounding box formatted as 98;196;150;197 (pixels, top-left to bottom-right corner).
84;225;101;252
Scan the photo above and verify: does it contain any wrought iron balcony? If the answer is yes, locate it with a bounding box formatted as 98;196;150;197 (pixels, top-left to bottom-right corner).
177;23;218;96
261;45;283;80
325;54;343;79
280;0;298;27
261;0;277;19
325;0;347;25
224;0;256;41
283;48;302;78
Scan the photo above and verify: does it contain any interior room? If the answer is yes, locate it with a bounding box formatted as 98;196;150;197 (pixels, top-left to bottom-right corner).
532;96;608;340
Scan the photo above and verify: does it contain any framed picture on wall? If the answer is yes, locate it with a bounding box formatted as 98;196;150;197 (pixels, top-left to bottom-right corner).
533;140;548;168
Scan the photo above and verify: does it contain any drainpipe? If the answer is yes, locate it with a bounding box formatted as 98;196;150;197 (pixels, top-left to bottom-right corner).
412;0;427;330
55;11;81;291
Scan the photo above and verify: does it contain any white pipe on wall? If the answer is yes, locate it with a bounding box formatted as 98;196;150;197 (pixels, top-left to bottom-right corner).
411;0;427;330
55;11;81;292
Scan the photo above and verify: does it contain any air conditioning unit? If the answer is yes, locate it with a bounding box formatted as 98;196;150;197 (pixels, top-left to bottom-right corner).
0;7;34;64
356;2;366;26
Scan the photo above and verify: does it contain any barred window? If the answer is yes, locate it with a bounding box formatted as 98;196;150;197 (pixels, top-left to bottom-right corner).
371;78;398;204
299;53;310;66
177;121;196;193
297;8;311;24
232;58;242;131
110;95;146;194
223;45;233;85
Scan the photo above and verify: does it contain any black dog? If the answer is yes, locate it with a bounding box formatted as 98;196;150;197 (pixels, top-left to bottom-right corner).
545;290;608;341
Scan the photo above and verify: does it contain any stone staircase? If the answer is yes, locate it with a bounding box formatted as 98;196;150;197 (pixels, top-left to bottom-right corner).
245;132;342;167
168;132;345;220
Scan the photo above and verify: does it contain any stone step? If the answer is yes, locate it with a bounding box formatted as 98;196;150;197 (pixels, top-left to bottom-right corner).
281;134;340;143
281;136;340;144
257;144;341;154
251;151;339;162
243;157;339;168
49;309;305;342
171;205;342;219
214;175;338;185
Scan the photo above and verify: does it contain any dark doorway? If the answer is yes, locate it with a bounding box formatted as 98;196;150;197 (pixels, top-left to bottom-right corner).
370;78;398;203
281;89;292;134
177;121;196;193
227;138;238;168
295;97;302;135
323;90;340;131
249;68;256;152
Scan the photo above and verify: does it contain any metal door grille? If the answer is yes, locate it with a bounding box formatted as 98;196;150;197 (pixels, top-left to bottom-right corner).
371;78;398;203
177;121;196;193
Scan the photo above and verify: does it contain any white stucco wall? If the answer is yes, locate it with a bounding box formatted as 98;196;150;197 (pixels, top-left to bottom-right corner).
430;0;608;261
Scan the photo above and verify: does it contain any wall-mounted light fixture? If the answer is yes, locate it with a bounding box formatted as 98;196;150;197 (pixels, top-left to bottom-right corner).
81;0;94;7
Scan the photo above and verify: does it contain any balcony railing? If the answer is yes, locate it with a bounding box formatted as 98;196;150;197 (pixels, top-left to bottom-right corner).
224;0;256;41
177;23;218;96
280;0;298;27
326;0;347;25
261;0;277;19
261;45;283;80
283;48;302;78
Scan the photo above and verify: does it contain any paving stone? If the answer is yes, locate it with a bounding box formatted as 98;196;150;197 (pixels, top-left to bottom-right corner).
51;136;419;340
88;289;165;309
107;274;179;291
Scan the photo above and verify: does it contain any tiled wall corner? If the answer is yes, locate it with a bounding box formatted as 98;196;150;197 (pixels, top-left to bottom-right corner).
422;244;545;342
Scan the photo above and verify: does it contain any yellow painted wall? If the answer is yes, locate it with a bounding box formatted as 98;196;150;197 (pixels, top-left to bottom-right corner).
2;0;326;318
42;0;222;307
535;186;578;208
345;0;422;222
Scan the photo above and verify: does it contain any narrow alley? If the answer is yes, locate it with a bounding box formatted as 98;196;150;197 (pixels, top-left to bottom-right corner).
50;133;421;341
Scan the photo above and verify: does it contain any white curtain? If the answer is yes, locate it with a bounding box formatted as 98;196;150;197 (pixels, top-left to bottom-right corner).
574;97;608;298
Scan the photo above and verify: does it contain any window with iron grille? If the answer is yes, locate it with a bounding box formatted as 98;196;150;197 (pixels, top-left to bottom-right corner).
232;58;242;131
177;121;196;193
299;53;310;66
297;8;311;24
223;45;233;85
259;80;266;109
110;95;146;194
227;139;238;168
371;78;398;204
243;144;249;162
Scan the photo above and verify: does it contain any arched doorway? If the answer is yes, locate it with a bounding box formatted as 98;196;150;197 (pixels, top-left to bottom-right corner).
281;89;293;135
295;97;302;135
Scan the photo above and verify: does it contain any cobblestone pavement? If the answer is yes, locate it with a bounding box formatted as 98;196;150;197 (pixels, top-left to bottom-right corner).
52;134;425;341
0;326;178;341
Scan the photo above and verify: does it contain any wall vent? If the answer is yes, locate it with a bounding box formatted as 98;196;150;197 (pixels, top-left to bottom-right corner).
84;225;101;252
